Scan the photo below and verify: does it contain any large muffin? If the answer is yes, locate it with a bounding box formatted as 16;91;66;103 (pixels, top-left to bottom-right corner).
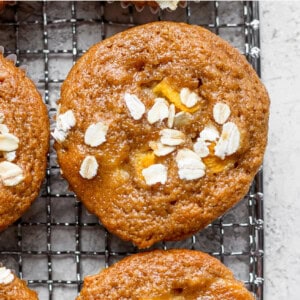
0;53;49;230
77;249;255;300
0;265;38;299
54;21;269;248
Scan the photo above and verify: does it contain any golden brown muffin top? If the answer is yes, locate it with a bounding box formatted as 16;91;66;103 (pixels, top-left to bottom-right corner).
77;249;255;300
54;21;269;248
0;53;49;231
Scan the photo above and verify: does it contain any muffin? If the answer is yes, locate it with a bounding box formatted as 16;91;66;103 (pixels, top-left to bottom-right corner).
53;21;269;248
77;249;255;300
121;1;182;11
0;265;38;299
0;52;49;230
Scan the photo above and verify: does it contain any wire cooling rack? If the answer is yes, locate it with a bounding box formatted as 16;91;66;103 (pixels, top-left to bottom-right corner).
0;1;264;300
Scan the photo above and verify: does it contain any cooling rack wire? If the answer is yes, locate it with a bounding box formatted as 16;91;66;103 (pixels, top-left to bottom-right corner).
0;1;264;299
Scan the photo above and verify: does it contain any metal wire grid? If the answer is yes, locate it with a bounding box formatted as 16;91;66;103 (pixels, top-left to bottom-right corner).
0;1;264;299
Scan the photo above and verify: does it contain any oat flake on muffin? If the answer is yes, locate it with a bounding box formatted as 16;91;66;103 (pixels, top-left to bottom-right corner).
54;22;269;248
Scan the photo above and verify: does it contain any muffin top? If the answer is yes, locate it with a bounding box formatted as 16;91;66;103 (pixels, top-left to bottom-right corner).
0;266;38;299
54;21;269;248
0;53;49;230
77;249;255;300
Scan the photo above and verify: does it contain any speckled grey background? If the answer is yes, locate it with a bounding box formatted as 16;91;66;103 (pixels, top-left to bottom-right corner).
260;2;300;300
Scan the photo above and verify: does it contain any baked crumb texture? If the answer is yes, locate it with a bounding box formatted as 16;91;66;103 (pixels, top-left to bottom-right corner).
0;53;49;231
54;22;269;248
0;265;38;299
77;249;255;300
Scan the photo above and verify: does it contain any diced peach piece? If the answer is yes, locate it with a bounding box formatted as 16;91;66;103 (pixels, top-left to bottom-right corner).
133;151;156;181
153;79;200;113
202;143;235;173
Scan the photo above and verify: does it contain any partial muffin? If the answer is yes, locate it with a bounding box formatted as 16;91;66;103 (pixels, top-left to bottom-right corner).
77;249;254;300
0;265;38;299
0;53;49;230
0;1;14;13
54;21;269;248
0;1;6;12
121;1;182;11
